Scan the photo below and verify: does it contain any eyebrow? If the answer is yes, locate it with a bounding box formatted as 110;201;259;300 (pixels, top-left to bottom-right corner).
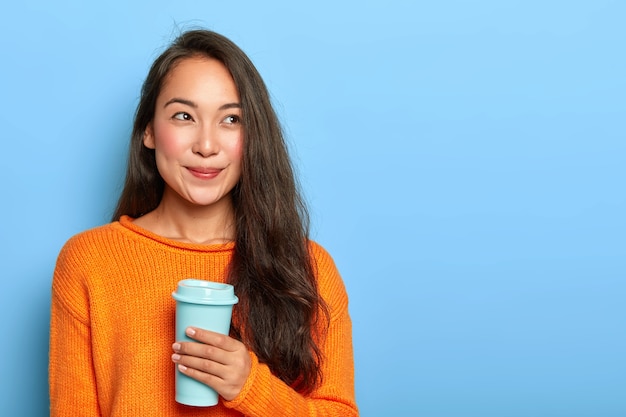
163;98;241;111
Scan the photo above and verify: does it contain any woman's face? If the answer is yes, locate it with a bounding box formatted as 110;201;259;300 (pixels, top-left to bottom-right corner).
144;56;243;211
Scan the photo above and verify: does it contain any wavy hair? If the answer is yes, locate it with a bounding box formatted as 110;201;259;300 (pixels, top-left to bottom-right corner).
112;29;328;393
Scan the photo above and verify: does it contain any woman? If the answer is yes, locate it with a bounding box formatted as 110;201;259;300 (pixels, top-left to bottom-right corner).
49;29;358;416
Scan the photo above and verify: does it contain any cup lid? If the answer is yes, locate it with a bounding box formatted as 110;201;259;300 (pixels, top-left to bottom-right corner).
172;279;239;305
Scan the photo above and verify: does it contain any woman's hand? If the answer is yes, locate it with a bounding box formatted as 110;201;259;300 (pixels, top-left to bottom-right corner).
172;327;251;401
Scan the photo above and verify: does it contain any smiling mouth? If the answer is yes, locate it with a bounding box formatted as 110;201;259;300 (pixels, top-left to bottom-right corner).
187;167;222;178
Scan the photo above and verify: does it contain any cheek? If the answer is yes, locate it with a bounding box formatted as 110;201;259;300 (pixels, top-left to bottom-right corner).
226;136;244;183
153;123;185;157
227;134;244;163
234;140;244;160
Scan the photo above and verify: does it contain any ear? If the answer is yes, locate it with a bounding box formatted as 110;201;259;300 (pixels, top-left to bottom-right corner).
143;123;156;149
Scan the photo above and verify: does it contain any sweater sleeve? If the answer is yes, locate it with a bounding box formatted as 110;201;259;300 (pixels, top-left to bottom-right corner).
223;242;359;416
49;238;101;417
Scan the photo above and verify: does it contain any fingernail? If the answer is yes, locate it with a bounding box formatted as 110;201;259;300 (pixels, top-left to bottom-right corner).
178;364;188;372
172;353;181;361
186;328;196;336
172;343;181;352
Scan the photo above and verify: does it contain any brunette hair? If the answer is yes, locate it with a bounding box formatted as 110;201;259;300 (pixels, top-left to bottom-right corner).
112;29;328;393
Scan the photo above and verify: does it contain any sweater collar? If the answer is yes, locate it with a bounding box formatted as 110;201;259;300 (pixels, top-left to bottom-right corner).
118;215;235;253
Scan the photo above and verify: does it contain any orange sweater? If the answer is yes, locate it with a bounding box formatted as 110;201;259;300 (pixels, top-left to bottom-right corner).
49;216;358;417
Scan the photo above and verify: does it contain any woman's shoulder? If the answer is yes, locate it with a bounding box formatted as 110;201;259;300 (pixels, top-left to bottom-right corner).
307;240;340;277
56;221;125;263
61;221;121;249
52;222;125;309
307;240;332;262
307;240;350;314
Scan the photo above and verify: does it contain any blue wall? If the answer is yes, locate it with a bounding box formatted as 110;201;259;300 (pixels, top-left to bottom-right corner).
1;1;624;416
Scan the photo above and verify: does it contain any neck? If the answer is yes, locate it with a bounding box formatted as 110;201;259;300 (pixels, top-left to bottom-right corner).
136;190;236;245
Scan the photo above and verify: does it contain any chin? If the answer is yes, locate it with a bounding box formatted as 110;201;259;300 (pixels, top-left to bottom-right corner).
187;195;232;208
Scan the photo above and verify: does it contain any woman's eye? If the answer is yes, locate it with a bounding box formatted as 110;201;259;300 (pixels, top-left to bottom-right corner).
223;115;241;124
173;112;193;121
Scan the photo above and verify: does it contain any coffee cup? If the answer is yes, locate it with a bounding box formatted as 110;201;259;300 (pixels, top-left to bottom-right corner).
172;279;239;406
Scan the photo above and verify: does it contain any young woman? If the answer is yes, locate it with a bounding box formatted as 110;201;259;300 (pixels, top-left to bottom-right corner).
49;30;358;416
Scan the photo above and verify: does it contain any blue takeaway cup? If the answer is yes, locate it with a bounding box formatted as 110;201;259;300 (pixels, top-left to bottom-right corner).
172;279;239;406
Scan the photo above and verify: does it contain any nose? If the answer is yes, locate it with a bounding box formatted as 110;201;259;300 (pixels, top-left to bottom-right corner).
192;124;218;157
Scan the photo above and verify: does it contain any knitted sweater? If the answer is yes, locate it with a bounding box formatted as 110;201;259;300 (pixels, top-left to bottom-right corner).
49;216;358;417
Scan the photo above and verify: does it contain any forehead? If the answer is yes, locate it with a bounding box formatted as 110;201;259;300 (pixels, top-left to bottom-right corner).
159;56;239;101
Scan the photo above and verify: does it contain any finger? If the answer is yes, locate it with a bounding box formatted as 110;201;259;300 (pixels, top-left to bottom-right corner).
175;361;247;401
171;342;252;402
172;353;229;379
184;327;239;351
173;341;230;365
176;362;226;391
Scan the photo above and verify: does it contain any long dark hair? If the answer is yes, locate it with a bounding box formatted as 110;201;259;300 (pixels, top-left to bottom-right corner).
112;30;328;393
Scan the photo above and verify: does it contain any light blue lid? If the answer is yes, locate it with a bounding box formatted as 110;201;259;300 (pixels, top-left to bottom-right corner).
172;279;239;305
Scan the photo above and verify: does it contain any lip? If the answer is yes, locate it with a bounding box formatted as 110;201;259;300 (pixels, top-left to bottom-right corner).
186;166;222;179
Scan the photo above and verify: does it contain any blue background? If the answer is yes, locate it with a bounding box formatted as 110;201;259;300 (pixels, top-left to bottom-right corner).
1;1;624;416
